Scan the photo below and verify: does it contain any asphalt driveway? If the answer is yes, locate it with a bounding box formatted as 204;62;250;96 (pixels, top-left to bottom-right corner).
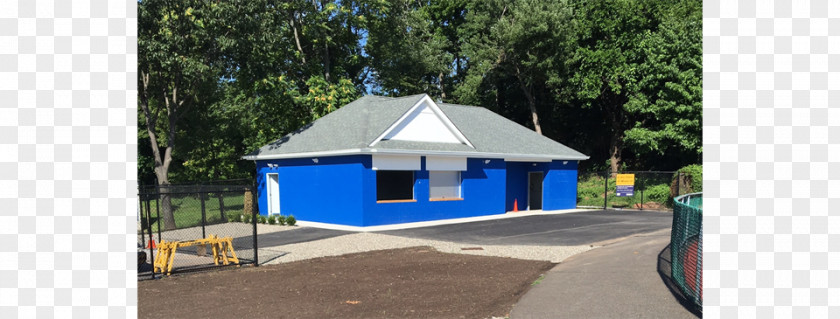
378;210;673;246
510;228;700;318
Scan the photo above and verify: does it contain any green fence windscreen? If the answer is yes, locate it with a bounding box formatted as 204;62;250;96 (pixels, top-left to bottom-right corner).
671;192;703;307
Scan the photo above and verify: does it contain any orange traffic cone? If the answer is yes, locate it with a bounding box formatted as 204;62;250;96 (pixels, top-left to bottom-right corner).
146;235;157;249
513;199;519;212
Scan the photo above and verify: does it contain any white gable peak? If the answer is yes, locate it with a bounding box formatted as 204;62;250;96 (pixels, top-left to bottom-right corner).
370;95;474;148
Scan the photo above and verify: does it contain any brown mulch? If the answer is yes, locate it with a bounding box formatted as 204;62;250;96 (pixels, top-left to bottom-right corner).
138;247;555;319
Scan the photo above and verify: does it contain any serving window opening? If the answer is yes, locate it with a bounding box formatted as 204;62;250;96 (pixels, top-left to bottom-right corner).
376;170;415;202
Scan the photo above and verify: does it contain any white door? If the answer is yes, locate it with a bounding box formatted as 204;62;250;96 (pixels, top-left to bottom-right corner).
267;173;280;214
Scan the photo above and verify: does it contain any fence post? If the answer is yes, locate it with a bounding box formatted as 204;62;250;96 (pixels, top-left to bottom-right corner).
639;175;644;211
200;186;206;239
155;189;161;242
603;167;609;210
252;184;259;267
139;197;145;247
218;192;227;222
146;194;155;280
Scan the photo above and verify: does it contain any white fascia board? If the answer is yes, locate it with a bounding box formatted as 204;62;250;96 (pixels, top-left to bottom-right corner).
241;149;364;161
368;148;590;161
503;158;553;163
368;95;475;148
243;148;590;162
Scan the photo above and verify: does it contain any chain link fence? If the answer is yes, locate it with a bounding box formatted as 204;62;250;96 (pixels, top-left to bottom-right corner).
138;183;258;280
670;192;702;308
577;170;700;211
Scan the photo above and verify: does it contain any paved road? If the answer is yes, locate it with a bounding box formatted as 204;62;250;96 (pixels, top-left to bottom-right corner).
510;228;700;318
379;210;673;246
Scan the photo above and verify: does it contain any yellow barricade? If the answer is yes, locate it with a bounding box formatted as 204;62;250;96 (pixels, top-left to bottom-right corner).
153;234;240;275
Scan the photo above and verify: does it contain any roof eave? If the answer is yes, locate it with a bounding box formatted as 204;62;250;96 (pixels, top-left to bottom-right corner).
242;148;589;161
241;149;365;161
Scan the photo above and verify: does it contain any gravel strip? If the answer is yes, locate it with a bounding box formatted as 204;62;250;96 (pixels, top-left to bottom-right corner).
138;223;300;244
261;232;595;265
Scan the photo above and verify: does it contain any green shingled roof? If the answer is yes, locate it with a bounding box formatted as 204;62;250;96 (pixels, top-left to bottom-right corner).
243;94;588;161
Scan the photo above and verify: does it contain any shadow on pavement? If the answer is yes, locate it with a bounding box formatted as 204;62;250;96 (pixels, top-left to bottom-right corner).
657;243;702;317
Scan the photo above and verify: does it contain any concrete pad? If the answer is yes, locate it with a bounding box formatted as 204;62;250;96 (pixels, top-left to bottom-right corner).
295;208;595;231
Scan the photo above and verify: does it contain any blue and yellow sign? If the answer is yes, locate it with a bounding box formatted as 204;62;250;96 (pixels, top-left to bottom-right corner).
616;174;635;197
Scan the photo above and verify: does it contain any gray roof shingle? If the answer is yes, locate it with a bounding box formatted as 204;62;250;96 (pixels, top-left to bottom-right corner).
244;94;588;161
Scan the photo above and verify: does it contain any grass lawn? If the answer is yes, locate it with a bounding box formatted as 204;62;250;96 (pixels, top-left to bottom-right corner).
141;192;247;232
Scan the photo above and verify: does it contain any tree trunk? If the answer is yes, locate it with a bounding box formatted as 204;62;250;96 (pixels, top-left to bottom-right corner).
316;0;330;82
155;178;176;230
607;102;624;177
139;71;184;231
154;167;176;230
323;41;330;82
514;65;542;135
289;13;306;64
525;92;542;135
438;72;446;100
218;193;227;222
609;141;621;176
140;72;177;231
159;192;175;230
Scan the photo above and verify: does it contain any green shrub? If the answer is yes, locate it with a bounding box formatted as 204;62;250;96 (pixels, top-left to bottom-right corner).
576;176;603;197
243;214;251;224
277;215;286;225
258;215;267;224
576;174;608;206
643;184;671;204
671;164;702;196
680;164;702;192
268;215;276;225
226;213;238;223
286;215;296;226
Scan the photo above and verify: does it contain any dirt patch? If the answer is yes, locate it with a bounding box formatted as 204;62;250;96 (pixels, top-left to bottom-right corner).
635;202;669;211
139;246;555;319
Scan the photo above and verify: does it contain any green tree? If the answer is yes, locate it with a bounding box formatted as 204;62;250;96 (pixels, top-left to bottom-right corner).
227;0;365;154
365;0;467;100
281;0;370;89
139;0;703;206
622;0;702;167
139;0;367;187
139;0;234;229
456;0;573;135
566;0;687;173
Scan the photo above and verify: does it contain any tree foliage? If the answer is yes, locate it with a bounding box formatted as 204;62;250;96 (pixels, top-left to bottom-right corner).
562;0;701;172
623;0;702;164
365;0;467;99
138;0;364;188
457;0;574;135
138;0;702;190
